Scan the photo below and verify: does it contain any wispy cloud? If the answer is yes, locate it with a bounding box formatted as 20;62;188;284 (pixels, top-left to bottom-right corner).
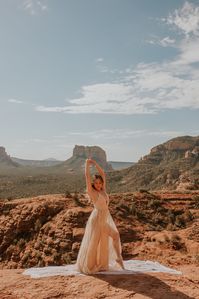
34;1;199;115
8;98;24;104
96;57;104;63
146;35;176;47
22;0;48;15
54;129;191;140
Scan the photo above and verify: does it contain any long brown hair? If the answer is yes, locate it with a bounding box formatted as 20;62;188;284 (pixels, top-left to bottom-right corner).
91;174;104;190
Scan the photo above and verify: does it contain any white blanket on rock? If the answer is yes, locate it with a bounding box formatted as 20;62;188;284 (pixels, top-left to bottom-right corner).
22;259;182;278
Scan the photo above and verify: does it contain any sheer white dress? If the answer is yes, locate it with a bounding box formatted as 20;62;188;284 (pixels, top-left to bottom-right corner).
75;191;123;274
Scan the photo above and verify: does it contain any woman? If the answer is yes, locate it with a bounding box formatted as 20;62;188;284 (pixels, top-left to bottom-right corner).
75;158;125;274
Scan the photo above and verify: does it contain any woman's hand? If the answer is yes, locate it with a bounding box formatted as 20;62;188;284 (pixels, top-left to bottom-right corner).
86;158;96;165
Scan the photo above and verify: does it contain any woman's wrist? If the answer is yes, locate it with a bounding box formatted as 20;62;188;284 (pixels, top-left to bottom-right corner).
86;158;93;166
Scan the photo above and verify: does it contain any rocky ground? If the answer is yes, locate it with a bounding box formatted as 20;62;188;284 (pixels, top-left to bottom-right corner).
0;190;199;298
0;264;198;299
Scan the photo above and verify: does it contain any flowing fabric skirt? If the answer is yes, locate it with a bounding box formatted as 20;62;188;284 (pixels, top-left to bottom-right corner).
75;207;122;274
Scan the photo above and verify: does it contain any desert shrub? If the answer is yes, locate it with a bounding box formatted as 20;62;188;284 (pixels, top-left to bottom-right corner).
7;196;14;201
62;253;71;264
2;208;10;215
147;224;156;231
35;251;42;259
64;190;72;198
154;225;163;231
113;174;123;182
72;192;85;207
194;254;199;264
22;251;30;263
43;247;51;255
170;234;185;250
136;210;146;220
147;198;162;209
167;210;175;224
43;223;51;234
156;206;166;213
164;234;170;243
34;219;42;232
166;223;176;231
18;238;26;249
34;241;41;250
115;203;130;217
6;244;16;259
129;202;137;216
151;212;165;226
175;215;186;228
193;195;199;208
37;260;45;267
139;189;149;193
52;252;61;262
183;209;193;221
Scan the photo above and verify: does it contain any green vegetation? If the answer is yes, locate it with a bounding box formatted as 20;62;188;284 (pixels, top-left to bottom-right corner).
114;191;195;232
0;167;85;199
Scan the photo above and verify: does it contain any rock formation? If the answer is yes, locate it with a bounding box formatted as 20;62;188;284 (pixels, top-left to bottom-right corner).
62;145;113;172
139;135;199;164
0;146;18;167
109;135;199;192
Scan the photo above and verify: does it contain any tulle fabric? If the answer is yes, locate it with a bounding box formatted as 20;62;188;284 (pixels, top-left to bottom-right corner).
74;193;123;274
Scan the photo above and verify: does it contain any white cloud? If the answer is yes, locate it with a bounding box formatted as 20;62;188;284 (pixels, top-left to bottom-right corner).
35;52;199;114
8;98;24;104
174;38;199;65
166;1;199;37
35;82;158;115
22;0;48;15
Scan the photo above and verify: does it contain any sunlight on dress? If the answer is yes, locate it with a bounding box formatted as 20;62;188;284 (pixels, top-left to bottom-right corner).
74;192;123;274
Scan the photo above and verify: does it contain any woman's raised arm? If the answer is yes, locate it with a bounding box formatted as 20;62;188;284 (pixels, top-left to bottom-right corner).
85;159;93;194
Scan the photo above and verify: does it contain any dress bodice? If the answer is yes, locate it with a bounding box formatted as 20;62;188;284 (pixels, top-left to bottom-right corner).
93;192;109;211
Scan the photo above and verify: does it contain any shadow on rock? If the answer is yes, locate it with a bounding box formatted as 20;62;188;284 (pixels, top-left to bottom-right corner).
92;272;194;299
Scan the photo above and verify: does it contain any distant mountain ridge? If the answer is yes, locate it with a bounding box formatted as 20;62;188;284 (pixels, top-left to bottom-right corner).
1;145;134;170
1;136;199;194
11;157;62;167
108;161;135;170
11;157;134;170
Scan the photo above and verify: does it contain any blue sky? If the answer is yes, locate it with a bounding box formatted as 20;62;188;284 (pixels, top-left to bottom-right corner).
0;0;199;162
